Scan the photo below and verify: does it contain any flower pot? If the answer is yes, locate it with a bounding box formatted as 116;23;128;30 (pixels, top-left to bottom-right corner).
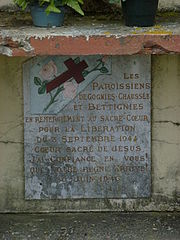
30;5;65;27
121;0;159;27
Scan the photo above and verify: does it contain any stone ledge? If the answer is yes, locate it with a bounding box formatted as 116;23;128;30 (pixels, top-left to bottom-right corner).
0;12;180;56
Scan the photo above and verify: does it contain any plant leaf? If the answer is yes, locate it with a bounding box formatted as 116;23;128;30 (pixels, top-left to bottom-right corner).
78;0;83;4
43;80;49;85
100;67;109;74
45;4;61;15
74;57;80;64
38;85;46;94
56;86;64;94
66;0;84;15
13;0;28;10
34;77;42;86
82;70;89;77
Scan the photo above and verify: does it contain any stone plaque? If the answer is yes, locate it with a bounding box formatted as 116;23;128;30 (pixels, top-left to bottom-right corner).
24;55;151;199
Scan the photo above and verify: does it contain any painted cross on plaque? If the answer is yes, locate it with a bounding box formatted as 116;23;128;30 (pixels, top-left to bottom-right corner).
24;55;151;200
28;56;111;114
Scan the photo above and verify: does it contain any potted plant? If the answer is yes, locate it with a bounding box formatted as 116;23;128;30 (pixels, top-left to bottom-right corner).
109;0;159;27
14;0;84;27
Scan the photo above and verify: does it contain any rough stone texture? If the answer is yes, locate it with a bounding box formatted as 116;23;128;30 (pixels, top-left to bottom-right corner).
152;55;180;198
0;213;180;240
0;55;179;212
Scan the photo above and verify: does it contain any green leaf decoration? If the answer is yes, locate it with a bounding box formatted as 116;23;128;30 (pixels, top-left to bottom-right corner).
96;59;102;63
74;57;80;64
43;80;49;85
34;77;42;86
100;67;109;74
38;85;46;94
82;70;89;77
56;86;64;94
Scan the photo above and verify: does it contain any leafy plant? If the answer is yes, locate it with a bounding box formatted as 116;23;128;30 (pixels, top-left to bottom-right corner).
14;0;84;15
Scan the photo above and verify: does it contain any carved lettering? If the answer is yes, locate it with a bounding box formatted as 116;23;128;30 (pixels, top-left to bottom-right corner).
24;56;151;199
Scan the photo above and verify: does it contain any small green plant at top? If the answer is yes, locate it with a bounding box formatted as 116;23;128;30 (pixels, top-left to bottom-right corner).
13;0;84;15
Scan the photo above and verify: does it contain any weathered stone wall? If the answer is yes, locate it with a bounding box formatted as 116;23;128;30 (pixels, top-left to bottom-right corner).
0;55;179;213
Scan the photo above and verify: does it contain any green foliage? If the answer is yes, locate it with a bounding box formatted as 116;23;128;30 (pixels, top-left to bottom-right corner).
34;77;48;94
74;57;80;64
82;70;88;77
14;0;29;10
100;67;108;74
38;81;48;94
62;0;84;16
38;85;46;94
34;77;42;86
13;0;84;15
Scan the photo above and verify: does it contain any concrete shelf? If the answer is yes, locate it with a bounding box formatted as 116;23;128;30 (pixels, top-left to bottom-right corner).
0;11;180;56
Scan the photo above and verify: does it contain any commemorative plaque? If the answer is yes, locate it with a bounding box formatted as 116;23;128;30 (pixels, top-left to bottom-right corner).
24;56;151;199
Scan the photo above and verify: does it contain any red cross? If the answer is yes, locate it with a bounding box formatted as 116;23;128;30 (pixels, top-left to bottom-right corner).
46;58;88;93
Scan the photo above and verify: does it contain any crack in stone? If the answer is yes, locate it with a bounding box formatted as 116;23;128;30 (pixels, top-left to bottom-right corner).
153;105;180;111
152;139;180;145
0;140;23;145
154;121;180;126
0;123;23;140
142;41;171;54
0;115;23;125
